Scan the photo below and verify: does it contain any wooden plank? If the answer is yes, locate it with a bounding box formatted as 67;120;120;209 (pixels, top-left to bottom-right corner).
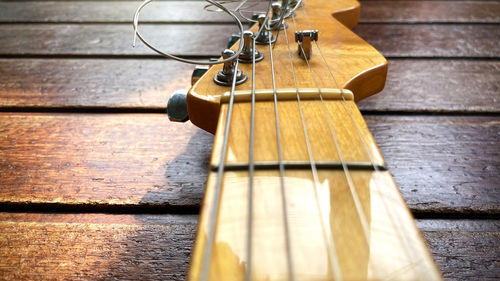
0;213;198;281
0;59;194;109
360;1;500;23
365;116;500;215
0;24;498;57
352;23;500;58
0;114;498;214
0;113;214;210
1;59;497;113
0;24;238;57
357;59;500;113
417;219;500;280
0;1;237;23
1;1;498;23
0;213;497;280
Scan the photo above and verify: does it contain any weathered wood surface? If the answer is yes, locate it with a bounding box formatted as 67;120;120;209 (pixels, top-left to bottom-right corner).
1;1;499;23
0;0;498;280
0;114;498;215
1;59;498;113
0;213;497;281
358;60;500;113
0;24;498;57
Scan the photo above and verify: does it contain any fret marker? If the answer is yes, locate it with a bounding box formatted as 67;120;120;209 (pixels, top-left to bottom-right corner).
295;30;318;60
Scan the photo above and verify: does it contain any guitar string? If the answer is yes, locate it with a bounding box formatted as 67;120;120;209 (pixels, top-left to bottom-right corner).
292;7;373;247
301;4;423;276
313;39;424;278
293;9;383;279
200;59;241;281
268;29;295;281
283;15;343;281
245;34;257;281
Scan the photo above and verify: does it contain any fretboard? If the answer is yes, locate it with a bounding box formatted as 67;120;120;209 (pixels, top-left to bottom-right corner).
188;97;441;280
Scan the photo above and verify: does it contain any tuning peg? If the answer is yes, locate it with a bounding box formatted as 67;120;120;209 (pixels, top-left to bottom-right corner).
255;14;276;45
227;34;241;48
191;65;209;86
213;49;248;86
166;89;189;122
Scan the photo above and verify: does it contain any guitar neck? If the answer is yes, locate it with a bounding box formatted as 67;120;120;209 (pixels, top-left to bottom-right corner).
188;97;441;280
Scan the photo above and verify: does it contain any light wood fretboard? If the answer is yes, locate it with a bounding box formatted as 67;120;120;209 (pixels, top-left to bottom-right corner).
184;0;442;279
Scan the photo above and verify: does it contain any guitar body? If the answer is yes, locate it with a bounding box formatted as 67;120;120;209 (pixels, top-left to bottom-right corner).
185;0;442;280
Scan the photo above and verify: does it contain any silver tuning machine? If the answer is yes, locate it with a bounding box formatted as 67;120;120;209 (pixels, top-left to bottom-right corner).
238;31;264;63
213;49;248;86
255;14;277;45
295;30;318;60
270;2;288;30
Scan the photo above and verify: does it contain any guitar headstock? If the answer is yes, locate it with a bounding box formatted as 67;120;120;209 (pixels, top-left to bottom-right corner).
185;0;387;133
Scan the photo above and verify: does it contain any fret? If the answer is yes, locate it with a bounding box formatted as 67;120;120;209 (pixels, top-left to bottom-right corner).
188;99;441;280
210;161;387;172
210;100;385;167
189;168;441;280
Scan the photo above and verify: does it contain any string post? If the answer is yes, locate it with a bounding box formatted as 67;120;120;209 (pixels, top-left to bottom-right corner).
295;30;318;59
214;49;248;86
270;2;288;30
255;14;276;45
238;31;264;63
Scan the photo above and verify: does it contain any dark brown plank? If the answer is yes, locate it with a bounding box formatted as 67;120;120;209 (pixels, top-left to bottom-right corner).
1;1;498;23
417;219;500;281
360;1;500;23
0;213;198;281
0;24;238;57
0;1;237;23
0;114;498;214
0;113;213;210
352;23;500;58
0;59;193;109
0;213;498;281
1;59;498;112
365;115;500;215
0;24;498;57
357;59;500;113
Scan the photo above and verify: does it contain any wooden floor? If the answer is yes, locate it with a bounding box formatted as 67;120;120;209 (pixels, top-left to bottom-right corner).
0;1;499;280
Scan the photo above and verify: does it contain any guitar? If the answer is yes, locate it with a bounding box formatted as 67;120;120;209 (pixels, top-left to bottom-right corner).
170;0;443;279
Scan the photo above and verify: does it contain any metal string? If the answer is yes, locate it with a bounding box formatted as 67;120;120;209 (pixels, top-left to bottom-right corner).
200;59;242;281
283;18;343;281
291;9;382;279
301;4;422;276
313;40;424;277
133;0;244;65
268;30;295;281
292;13;371;244
245;35;257;281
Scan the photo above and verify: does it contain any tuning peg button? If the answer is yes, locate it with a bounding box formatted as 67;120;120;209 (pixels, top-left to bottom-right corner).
167;89;189;122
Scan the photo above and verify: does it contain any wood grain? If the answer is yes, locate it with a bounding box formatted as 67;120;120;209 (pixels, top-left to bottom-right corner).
0;114;497;215
0;113;213;209
357;59;500;113
0;24;498;57
0;59;193;109
353;23;500;58
0;213;497;281
2;1;498;23
360;1;500;23
366;116;500;215
0;59;497;113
